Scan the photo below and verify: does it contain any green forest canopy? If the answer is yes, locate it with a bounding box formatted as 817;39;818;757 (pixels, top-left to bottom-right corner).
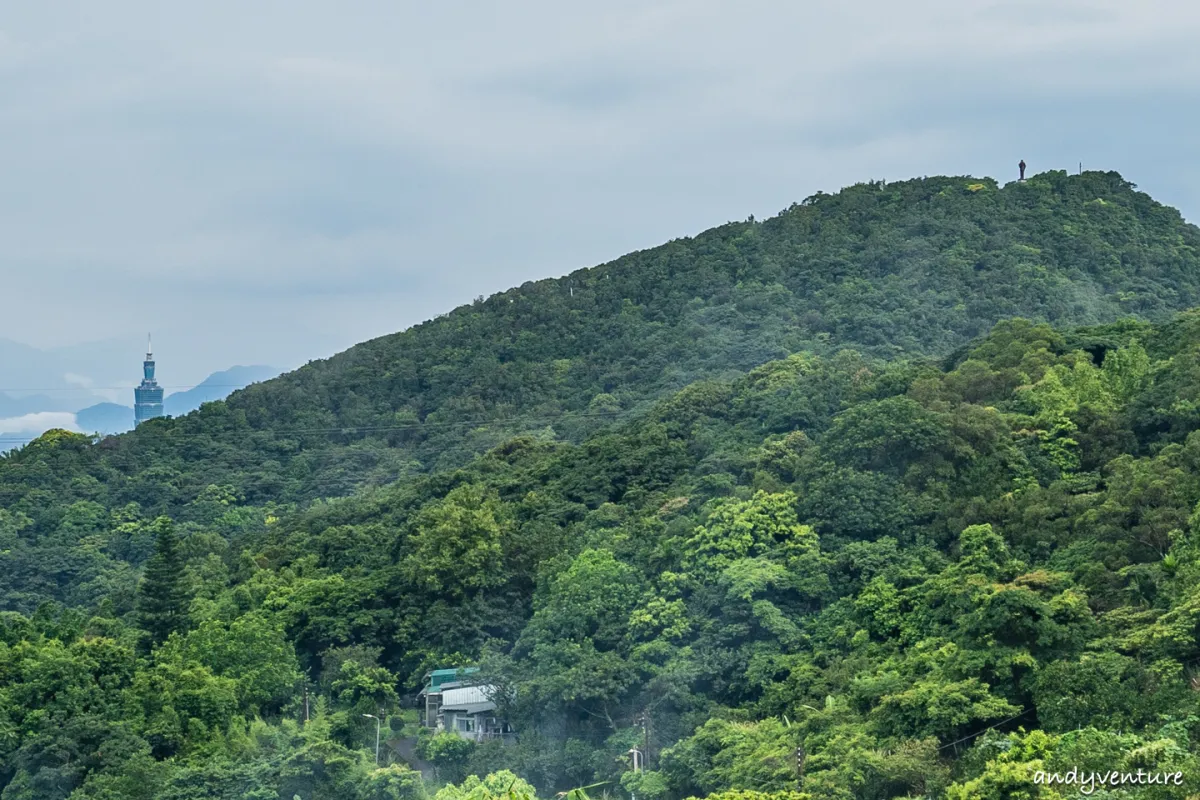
6;312;1200;798
5;171;1200;798
10;170;1199;516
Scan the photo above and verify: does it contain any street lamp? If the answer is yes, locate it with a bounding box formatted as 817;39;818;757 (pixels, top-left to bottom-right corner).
626;748;643;800
363;713;381;766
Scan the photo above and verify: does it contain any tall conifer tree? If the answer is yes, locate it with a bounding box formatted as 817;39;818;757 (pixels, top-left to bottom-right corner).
136;516;190;649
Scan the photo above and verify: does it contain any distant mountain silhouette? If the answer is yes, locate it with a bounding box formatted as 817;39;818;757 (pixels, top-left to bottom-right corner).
75;402;134;435
0;393;77;417
70;365;280;436
0;338;99;403
163;366;280;417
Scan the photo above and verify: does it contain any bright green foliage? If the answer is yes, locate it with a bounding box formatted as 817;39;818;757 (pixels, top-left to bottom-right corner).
332;659;400;716
420;732;477;785
127;657;240;756
944;726;1200;799
361;764;428;800
943;729;1059;800
622;769;670;800
433;770;539;800
158;613;302;712
686;492;827;596
661;718;799;795
403;485;511;598
7;173;1200;797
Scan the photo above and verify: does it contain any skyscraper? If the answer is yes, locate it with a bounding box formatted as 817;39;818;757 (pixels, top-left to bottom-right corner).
134;335;165;426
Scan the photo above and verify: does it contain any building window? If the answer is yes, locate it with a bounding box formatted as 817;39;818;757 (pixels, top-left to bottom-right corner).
456;717;475;733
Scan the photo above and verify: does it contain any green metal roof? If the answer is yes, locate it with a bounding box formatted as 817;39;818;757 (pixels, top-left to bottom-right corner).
427;667;479;691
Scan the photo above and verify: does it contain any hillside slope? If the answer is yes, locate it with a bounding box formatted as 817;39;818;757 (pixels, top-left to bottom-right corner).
6;311;1200;797
3;169;1200;518
230;169;1199;417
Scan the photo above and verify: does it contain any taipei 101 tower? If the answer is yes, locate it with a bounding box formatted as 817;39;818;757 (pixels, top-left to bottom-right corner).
134;335;165;426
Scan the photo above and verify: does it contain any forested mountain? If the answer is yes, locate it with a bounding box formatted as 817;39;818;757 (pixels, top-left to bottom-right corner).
222;170;1200;474
5;171;1200;799
73;402;136;435
5;170;1196;521
7;312;1200;798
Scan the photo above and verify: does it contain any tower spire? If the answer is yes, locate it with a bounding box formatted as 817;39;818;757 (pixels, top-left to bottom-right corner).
135;335;164;426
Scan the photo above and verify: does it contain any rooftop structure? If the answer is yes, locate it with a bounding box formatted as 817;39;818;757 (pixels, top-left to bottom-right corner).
416;666;514;743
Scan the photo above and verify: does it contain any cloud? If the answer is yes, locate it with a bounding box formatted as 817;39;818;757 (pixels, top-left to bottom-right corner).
2;0;1200;376
65;371;127;403
0;411;81;435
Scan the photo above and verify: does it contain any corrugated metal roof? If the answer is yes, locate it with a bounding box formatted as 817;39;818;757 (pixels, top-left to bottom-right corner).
441;701;496;715
441;685;492;706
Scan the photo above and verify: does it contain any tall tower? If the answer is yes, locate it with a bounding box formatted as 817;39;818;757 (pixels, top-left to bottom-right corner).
134;335;165;426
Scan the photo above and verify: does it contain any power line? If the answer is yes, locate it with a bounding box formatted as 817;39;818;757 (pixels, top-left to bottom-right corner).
0;409;630;445
0;383;264;394
937;708;1034;752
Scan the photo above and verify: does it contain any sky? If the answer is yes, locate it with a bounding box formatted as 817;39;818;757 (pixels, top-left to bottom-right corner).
4;0;1200;389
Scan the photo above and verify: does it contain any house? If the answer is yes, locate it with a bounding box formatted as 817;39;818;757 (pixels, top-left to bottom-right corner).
416;667;515;743
417;667;479;728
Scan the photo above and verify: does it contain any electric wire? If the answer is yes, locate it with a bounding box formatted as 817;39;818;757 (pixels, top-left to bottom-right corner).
0;383;270;393
0;408;631;445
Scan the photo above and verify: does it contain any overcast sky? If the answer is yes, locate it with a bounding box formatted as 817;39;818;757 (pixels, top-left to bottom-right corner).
4;0;1200;386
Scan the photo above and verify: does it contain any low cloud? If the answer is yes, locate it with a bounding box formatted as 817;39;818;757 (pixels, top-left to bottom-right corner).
67;372;125;403
0;411;82;436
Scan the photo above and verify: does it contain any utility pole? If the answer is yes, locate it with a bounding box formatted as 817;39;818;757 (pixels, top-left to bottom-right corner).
363;712;381;766
642;713;650;769
304;683;310;723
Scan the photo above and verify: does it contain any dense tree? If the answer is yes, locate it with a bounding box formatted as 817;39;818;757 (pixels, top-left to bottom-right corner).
135;517;191;649
6;172;1200;797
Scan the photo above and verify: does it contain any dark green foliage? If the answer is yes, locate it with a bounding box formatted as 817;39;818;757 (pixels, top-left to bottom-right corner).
7;173;1200;797
8;311;1200;796
135;517;191;649
4;172;1200;540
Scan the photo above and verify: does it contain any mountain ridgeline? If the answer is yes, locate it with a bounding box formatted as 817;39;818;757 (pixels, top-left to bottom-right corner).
227;170;1198;460
5;171;1200;799
8;169;1199;517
